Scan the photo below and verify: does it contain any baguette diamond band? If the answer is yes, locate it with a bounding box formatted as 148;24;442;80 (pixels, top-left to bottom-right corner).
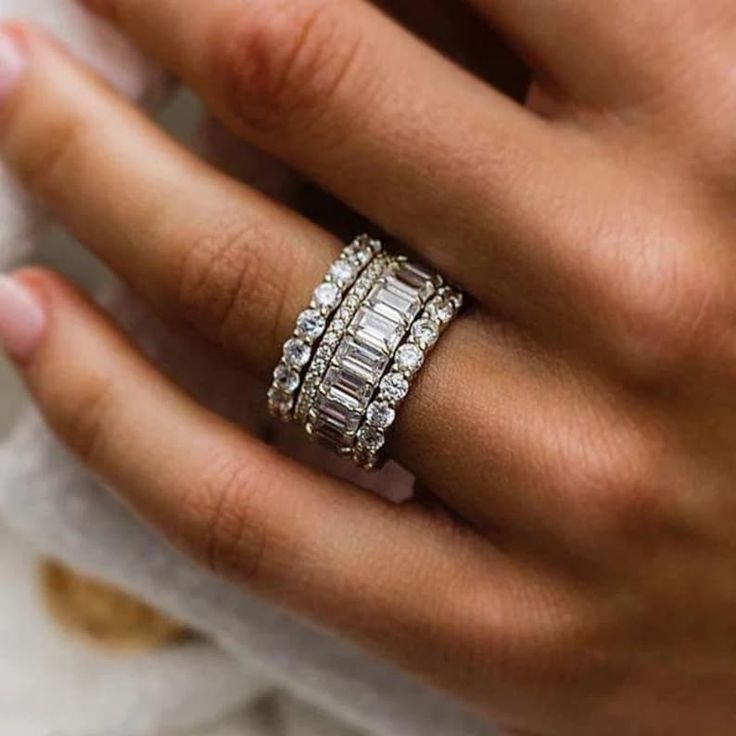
268;235;463;469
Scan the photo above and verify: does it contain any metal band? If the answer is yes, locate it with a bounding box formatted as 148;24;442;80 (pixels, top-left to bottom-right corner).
267;235;382;420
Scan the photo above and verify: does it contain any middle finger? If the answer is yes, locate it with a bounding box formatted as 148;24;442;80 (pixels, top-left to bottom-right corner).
79;0;575;311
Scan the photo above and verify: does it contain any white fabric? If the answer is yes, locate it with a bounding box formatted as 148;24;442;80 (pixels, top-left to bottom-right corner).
0;2;498;735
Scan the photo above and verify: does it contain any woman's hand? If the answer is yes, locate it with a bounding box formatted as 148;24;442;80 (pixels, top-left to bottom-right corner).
1;1;736;734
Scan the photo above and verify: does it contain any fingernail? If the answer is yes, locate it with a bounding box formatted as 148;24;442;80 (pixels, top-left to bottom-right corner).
0;275;46;361
0;28;28;102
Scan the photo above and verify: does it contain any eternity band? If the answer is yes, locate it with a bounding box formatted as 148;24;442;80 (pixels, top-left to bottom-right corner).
268;235;463;470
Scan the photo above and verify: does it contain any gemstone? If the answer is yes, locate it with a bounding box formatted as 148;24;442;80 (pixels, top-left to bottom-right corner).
395;344;424;373
411;319;439;348
370;283;420;321
323;365;374;405
345;237;375;266
330;260;357;285
323;332;339;347
367;401;396;429
353;306;404;352
314;282;341;310
427;298;454;323
283;338;310;368
296;309;326;340
357;425;385;453
274;365;299;393
335;337;389;380
380;372;409;402
395;262;432;291
268;387;293;413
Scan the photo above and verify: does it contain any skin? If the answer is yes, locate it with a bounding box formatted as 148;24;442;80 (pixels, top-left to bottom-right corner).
1;0;736;733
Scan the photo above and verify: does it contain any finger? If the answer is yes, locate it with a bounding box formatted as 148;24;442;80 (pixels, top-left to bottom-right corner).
6;269;590;723
77;0;575;310
469;0;735;115
0;24;338;376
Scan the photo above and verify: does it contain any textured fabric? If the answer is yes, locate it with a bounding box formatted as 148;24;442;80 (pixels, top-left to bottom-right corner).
0;2;499;735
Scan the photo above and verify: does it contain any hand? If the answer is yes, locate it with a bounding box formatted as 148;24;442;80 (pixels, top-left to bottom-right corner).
0;2;735;734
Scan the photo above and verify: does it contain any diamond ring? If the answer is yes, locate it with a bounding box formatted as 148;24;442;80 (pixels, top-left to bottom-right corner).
269;235;463;470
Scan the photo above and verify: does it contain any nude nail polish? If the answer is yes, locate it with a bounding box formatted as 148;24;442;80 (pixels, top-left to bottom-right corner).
0;29;27;101
0;276;46;361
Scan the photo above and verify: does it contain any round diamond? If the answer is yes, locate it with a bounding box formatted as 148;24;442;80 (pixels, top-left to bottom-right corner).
268;387;293;413
366;401;396;429
296;309;326;340
330;260;357;285
412;319;439;348
314;282;341;310
283;338;310;368
274;365;299;393
395;344;424;373
380;373;409;402
427;298;454;323
357;425;385;453
345;239;374;266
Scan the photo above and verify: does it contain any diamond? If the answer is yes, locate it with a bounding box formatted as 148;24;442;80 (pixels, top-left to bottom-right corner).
323;365;374;405
357;425;385;453
395;344;424;373
353;307;403;352
427;297;454;323
411;319;439;348
268;388;293;415
274;365;299;393
345;237;375;266
380;373;409;402
283;338;310;368
322;331;339;347
336;337;389;381
296;309;326;340
314;282;341;310
330;260;357;285
367;401;396;429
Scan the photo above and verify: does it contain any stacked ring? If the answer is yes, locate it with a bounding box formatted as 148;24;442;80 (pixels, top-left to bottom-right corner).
269;235;464;470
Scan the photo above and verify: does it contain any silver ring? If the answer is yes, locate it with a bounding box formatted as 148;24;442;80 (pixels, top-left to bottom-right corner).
268;236;464;470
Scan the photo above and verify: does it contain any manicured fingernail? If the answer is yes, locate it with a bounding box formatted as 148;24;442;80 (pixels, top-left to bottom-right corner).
0;275;46;361
0;28;28;102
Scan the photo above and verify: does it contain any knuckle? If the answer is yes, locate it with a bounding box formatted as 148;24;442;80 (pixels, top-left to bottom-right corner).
211;0;362;132
471;581;618;694
554;423;667;537
47;367;117;467
12;111;90;200
604;248;730;384
175;220;290;367
184;453;271;586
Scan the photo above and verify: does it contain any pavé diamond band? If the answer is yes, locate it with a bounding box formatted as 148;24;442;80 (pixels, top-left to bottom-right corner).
268;235;463;470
